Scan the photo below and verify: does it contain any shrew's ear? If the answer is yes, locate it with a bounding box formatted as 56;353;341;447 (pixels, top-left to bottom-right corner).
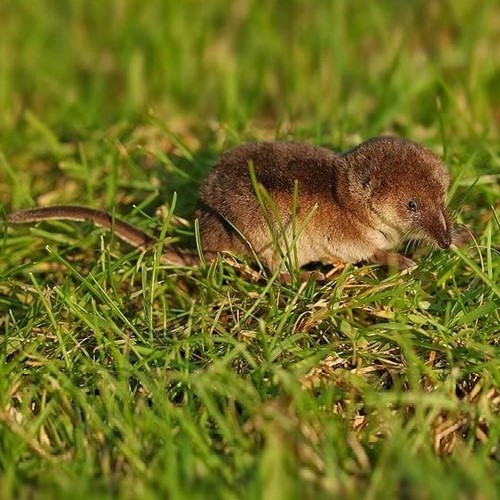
350;167;394;204
348;156;373;194
350;160;390;197
361;169;371;190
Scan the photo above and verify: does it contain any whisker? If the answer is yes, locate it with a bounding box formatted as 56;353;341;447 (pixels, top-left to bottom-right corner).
404;240;413;256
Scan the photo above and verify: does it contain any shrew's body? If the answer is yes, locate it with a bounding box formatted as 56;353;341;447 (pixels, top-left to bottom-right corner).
196;137;453;271
7;137;467;277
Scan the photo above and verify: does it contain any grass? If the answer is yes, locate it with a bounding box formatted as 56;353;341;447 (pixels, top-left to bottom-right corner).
1;0;499;497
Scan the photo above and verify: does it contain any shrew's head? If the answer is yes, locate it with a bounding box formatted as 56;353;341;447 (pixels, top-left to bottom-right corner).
344;136;452;248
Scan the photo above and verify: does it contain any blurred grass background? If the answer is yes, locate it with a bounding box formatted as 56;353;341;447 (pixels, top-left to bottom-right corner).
2;0;500;138
0;0;499;498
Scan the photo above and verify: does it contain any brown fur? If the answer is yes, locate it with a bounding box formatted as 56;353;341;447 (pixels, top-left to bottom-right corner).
196;137;454;272
6;136;467;277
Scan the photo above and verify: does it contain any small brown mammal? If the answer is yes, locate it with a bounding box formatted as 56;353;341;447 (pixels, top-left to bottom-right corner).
6;137;468;278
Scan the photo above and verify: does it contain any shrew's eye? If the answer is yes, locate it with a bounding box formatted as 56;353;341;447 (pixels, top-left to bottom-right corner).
407;200;417;211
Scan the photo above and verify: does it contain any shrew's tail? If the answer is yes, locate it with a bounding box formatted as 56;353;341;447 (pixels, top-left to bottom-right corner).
6;205;199;266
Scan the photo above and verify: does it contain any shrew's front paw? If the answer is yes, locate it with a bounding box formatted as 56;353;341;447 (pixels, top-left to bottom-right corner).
279;270;326;284
371;249;416;270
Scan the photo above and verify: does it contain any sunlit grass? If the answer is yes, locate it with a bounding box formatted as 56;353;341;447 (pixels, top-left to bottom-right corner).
0;0;499;498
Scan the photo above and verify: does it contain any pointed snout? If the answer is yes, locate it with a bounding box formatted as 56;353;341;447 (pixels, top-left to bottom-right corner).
436;229;452;249
425;208;452;249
